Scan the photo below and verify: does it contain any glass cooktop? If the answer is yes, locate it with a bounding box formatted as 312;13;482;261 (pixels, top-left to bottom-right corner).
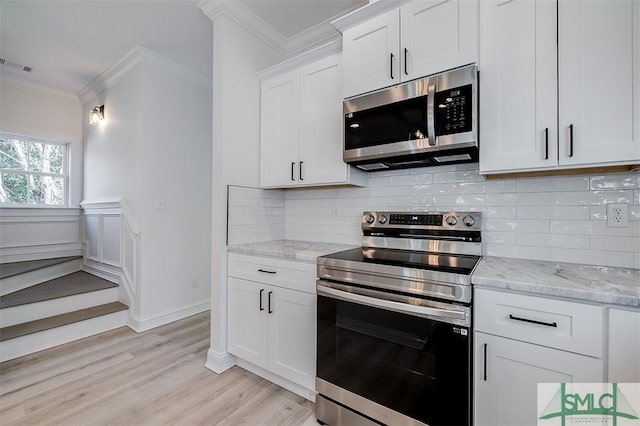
322;247;480;276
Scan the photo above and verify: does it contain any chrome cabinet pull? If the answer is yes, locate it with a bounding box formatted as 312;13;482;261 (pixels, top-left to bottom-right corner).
509;314;557;328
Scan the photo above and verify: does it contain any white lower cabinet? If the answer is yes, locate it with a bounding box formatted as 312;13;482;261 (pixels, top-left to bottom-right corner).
227;253;316;399
607;307;640;383
474;332;603;426
474;288;604;426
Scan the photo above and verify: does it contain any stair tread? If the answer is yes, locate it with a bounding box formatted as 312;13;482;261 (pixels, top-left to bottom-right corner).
0;301;128;341
0;256;83;279
0;272;118;309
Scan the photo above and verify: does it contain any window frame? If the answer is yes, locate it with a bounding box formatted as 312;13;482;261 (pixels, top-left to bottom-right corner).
0;131;70;208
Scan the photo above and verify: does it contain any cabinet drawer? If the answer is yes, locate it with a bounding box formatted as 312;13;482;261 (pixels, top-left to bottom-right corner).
228;253;316;294
474;288;603;357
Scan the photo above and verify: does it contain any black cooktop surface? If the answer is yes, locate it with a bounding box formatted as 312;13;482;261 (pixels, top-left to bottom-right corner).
322;247;480;276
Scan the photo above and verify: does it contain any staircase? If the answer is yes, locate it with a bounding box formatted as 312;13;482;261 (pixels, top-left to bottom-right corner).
0;257;128;362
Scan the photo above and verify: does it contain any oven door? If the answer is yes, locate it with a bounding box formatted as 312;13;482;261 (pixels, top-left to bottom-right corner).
316;280;471;426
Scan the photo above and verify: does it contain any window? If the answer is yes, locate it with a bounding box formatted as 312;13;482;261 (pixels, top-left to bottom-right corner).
0;132;68;206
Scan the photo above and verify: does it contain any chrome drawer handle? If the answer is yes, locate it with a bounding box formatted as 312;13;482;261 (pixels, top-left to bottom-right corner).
508;314;557;328
258;268;276;274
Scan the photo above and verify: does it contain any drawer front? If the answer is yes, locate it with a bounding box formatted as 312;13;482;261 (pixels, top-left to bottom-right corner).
474;288;603;357
228;253;316;294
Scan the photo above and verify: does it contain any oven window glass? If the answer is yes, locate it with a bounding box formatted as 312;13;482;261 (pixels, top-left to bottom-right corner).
317;295;470;426
345;96;428;150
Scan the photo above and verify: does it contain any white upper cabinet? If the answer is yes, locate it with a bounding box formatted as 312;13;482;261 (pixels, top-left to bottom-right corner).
479;0;558;173
260;70;299;187
342;0;479;99
260;53;365;188
401;0;478;81
343;9;400;99
558;0;640;166
480;0;640;175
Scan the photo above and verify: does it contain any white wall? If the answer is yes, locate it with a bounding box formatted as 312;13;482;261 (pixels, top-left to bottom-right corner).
0;76;83;207
207;14;285;372
82;52;212;329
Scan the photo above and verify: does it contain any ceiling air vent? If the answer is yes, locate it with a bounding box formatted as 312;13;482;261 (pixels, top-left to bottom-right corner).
0;58;33;73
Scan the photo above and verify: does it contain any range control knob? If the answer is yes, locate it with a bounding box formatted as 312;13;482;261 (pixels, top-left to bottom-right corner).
366;214;375;224
378;215;388;224
446;215;458;226
463;215;475;227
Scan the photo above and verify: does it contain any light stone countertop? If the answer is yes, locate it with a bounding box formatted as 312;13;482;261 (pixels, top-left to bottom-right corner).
227;239;357;263
472;256;640;307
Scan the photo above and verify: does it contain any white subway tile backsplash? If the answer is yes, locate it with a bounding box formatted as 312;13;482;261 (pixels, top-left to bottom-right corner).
517;176;589;192
551;248;635;268
458;180;517;194
551;190;634;205
485;244;551;261
486;193;550;206
227;170;640;269
550;220;592;235
433;170;485;184
590;235;640;253
590;173;640;190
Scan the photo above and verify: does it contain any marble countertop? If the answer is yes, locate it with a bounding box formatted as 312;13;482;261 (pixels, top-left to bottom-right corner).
472;256;640;307
227;239;357;263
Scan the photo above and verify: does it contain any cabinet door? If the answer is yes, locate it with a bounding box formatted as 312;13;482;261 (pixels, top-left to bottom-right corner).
343;9;400;98
267;287;316;390
558;0;640;166
608;307;640;383
401;0;478;81
260;70;300;188
298;54;347;186
227;277;268;369
479;0;558;174
474;332;603;426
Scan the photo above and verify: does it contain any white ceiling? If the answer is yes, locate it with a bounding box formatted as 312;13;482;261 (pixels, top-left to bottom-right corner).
0;0;366;95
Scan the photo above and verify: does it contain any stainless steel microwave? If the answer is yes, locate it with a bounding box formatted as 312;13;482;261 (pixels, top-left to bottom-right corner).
343;64;478;171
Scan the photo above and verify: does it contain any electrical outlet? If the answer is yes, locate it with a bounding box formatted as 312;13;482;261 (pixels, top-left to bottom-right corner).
155;198;170;210
191;278;200;288
606;203;629;228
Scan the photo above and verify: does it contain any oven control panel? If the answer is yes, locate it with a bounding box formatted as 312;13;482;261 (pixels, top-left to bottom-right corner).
362;211;482;231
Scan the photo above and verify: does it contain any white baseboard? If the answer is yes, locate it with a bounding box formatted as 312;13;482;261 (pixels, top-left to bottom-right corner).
127;300;210;333
236;358;316;402
205;349;236;374
0;257;84;296
82;262;120;284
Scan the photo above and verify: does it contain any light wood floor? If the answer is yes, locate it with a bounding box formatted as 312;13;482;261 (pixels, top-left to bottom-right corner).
0;312;317;425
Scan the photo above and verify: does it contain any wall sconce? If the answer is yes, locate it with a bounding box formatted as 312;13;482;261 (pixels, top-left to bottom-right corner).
89;105;105;125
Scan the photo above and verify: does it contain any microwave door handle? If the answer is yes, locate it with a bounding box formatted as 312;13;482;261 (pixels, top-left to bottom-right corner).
427;78;436;147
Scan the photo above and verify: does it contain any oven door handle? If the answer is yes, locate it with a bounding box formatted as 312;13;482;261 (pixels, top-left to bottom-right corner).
317;280;467;323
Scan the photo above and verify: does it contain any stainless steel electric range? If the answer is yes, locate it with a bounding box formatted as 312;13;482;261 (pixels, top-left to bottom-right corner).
316;211;482;426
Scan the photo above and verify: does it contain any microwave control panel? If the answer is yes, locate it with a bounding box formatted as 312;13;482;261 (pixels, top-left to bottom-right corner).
434;84;472;136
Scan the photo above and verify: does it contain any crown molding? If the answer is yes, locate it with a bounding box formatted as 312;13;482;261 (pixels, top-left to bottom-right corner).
78;45;212;105
331;0;410;33
0;73;79;101
286;20;341;57
198;0;287;55
257;39;342;81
